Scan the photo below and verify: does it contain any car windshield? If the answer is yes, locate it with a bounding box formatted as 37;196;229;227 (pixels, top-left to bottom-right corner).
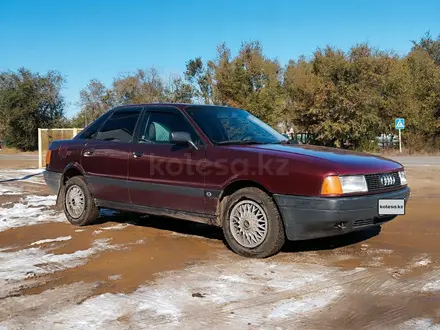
185;106;289;145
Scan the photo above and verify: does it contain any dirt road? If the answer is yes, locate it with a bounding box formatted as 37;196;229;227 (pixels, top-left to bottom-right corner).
0;164;439;329
0;153;38;169
391;156;440;166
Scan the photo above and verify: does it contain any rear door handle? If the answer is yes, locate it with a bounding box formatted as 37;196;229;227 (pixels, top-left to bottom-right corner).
83;149;95;157
132;151;143;158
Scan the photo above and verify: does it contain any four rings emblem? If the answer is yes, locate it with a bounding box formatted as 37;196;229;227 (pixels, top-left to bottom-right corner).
380;174;396;186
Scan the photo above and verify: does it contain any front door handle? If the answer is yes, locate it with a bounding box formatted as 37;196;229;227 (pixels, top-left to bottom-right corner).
83;149;95;157
132;151;143;158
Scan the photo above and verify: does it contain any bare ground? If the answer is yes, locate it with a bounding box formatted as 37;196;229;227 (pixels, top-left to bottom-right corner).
0;162;439;329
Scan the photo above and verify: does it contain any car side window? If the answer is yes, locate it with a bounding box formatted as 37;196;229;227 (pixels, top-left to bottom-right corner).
96;108;142;143
138;111;202;145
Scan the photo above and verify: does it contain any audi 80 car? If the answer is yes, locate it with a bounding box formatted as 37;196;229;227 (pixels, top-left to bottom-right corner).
43;103;410;258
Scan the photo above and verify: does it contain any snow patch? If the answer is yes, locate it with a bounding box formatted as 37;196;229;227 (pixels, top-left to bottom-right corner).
0;239;117;298
397;318;440;330
172;232;191;238
25;195;56;207
368;255;384;267
421;280;440;292
172;232;207;240
101;224;129;231
108;274;121;281
365;248;393;255
0;195;63;232
0;260;347;328
412;256;432;267
375;248;393;255
31;236;72;246
0;185;21;196
269;287;342;318
414;258;431;267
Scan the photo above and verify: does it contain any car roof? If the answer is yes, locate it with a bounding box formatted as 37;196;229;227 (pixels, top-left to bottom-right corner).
112;103;231;112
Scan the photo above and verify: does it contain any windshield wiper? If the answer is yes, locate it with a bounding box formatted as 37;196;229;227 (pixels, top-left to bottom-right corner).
215;139;263;145
269;140;295;145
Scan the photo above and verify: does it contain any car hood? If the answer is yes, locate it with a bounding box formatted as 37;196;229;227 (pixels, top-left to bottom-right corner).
245;144;403;175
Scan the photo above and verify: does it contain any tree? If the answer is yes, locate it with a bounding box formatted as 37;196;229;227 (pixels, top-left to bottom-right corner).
70;32;440;152
402;48;440;150
184;57;214;104
209;41;284;125
165;74;194;103
75;79;114;127
412;31;440;66
112;68;166;105
0;68;65;150
284;45;405;149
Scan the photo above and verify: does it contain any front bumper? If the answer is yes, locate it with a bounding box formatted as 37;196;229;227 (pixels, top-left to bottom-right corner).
43;170;62;195
274;186;410;241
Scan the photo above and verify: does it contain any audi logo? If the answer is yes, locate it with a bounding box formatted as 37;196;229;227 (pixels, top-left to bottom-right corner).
380;174;396;186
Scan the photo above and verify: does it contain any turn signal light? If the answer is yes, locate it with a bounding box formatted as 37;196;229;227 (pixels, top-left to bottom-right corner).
45;150;52;167
321;176;343;196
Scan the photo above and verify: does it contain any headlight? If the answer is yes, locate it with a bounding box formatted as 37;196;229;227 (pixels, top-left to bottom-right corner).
321;175;368;195
339;175;368;193
399;171;407;185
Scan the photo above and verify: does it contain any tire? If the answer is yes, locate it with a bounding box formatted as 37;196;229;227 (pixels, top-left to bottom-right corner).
222;187;285;258
63;176;100;226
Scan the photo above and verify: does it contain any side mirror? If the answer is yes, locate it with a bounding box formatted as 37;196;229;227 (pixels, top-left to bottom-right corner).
170;131;198;150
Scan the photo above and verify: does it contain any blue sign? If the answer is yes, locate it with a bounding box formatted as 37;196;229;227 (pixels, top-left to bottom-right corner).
395;118;405;130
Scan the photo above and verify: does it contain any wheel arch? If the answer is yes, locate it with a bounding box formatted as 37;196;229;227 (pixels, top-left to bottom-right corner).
216;179;273;224
219;179;272;201
56;162;86;208
61;162;86;185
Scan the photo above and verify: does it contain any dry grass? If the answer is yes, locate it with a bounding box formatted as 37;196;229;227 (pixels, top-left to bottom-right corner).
0;147;38;155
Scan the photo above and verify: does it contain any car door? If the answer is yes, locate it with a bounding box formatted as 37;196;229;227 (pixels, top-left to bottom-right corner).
81;107;143;204
128;107;207;214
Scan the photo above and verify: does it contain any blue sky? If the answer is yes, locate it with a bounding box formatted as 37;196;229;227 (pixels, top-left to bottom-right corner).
1;0;439;118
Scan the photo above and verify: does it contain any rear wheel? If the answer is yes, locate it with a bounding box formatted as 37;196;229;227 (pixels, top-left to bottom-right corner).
222;187;285;258
63;176;99;226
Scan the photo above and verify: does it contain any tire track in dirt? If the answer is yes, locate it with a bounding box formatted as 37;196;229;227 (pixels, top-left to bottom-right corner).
301;268;440;330
125;266;374;329
0;283;95;324
142;263;440;329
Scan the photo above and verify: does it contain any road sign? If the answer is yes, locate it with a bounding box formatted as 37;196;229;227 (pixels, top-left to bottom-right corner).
395;118;405;130
395;118;405;153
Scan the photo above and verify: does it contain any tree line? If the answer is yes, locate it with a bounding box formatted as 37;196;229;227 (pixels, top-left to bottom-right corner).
1;32;439;151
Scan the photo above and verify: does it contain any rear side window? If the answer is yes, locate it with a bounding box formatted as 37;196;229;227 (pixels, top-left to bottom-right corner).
75;110;113;140
96;108;142;143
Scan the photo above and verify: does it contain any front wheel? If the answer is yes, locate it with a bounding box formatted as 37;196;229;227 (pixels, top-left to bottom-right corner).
63;176;99;226
222;187;285;258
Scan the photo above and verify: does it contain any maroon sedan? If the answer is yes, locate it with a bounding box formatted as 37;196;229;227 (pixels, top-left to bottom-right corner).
43;104;410;258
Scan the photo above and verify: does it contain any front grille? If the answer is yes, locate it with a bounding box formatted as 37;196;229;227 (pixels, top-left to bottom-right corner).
353;216;395;228
365;172;401;192
353;219;374;227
